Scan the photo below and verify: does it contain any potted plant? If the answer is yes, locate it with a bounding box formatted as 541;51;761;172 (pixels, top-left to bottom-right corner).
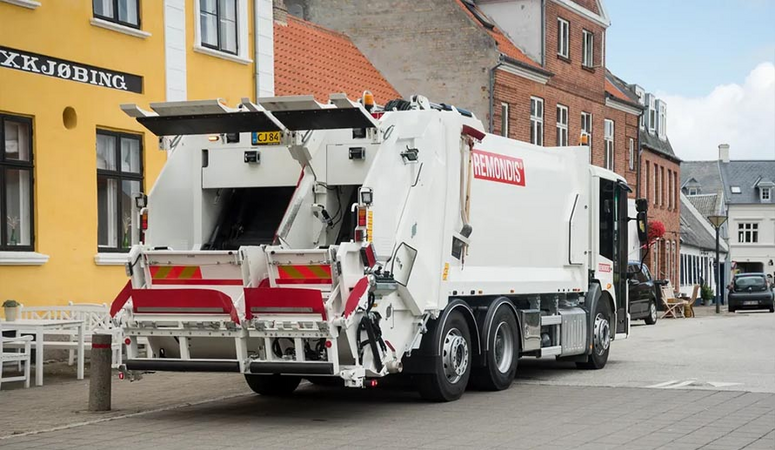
3;299;20;321
700;284;714;305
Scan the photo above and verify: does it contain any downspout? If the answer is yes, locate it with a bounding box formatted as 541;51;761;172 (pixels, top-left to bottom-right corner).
488;56;505;134
636;113;643;198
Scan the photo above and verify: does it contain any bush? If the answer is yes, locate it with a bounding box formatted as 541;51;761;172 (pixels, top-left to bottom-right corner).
700;284;714;302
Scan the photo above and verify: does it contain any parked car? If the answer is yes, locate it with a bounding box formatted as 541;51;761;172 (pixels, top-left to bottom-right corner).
728;273;774;313
627;262;658;324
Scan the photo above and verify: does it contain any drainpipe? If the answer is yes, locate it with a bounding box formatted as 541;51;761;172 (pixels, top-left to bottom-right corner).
488;57;505;134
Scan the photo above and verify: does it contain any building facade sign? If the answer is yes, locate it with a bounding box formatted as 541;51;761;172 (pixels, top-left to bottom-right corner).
0;46;143;93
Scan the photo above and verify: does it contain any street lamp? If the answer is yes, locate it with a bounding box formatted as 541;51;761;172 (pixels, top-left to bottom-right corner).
707;214;728;314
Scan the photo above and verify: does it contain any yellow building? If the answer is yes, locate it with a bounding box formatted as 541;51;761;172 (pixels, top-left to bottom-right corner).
0;0;275;306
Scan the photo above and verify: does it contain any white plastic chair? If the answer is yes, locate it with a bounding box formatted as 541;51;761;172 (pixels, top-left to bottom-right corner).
1;321;33;389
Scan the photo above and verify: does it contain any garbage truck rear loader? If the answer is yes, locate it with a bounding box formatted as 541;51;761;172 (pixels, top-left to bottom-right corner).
112;94;648;401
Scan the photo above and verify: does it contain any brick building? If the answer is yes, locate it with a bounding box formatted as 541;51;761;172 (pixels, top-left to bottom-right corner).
612;76;682;284
286;0;641;192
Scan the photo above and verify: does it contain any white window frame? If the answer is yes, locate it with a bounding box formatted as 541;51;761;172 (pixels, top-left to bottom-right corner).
658;101;667;139
687;187;699;196
737;222;759;243
557;18;569;59
648;95;656;134
654;164;659;206
761;187;771;202
603;119;614;170
582;29;594;68
500;102;509;137
556;104;568;146
193;0;252;64
530;97;544;146
580;111;592;151
628;138;635;171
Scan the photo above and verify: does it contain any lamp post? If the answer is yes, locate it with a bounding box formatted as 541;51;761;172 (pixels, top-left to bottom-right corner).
707;214;728;314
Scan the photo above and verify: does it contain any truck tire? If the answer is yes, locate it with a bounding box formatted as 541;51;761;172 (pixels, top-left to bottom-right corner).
244;374;301;396
644;300;658;325
576;300;611;370
471;305;519;391
417;310;472;402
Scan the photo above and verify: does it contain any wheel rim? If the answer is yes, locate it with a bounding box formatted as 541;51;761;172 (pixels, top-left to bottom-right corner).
593;313;610;356
493;321;514;373
442;327;469;384
650;303;657;321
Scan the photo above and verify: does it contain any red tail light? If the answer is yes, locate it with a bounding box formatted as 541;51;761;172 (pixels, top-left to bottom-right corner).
361;243;377;268
124;338;131;345
357;207;367;227
354;230;365;242
141;212;148;231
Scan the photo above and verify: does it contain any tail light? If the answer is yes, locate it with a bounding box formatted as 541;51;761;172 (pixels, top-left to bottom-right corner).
361;243;377;268
357;207;367;227
141;211;148;231
354;229;365;242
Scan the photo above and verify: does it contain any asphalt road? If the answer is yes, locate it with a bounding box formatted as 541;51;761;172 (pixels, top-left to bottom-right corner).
1;309;773;450
517;308;775;393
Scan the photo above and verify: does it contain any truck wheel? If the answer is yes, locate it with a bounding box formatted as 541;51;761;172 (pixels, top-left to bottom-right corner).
644;300;658;325
417;310;472;402
471;305;519;391
244;374;300;396
576;301;611;370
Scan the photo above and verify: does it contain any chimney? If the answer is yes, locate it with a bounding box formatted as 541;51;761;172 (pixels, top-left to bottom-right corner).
273;0;288;25
718;144;730;163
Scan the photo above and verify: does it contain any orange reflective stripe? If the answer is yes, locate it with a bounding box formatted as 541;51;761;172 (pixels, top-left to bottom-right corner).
276;265;332;283
150;266;203;280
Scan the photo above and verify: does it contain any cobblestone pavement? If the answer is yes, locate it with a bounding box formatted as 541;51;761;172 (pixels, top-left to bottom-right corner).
1;382;773;450
1;310;773;449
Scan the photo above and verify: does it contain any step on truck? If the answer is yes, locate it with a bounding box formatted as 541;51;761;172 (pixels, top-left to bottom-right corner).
111;93;648;401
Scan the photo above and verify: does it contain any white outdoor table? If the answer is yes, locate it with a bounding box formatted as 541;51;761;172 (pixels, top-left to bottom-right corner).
0;319;85;386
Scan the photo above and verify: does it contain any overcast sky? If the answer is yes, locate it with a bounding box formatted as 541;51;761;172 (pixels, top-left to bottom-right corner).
605;0;775;161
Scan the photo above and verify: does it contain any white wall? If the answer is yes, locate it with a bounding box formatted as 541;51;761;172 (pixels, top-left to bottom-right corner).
679;244;726;297
478;0;543;63
728;203;775;278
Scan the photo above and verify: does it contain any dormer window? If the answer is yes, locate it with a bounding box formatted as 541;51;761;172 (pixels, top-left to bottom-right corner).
647;94;656;134
657;101;667;140
762;187;772;202
687;187;699;196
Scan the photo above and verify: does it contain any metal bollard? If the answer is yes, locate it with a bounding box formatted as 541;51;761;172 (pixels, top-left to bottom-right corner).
88;334;112;411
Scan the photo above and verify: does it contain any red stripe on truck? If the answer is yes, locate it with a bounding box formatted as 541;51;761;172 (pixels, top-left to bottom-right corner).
471;149;526;187
243;287;326;320
151;279;243;286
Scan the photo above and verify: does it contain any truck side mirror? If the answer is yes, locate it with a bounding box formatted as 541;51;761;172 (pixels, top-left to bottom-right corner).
635;198;648;244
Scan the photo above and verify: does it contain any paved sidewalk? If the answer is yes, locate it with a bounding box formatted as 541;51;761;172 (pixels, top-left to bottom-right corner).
0;367;248;438
1;383;773;450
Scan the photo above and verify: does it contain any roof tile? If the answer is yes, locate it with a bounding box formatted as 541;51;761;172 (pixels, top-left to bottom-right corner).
274;16;400;104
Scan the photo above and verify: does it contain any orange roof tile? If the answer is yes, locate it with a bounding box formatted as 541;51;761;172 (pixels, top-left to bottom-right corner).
274;16;400;105
605;78;632;103
455;0;543;70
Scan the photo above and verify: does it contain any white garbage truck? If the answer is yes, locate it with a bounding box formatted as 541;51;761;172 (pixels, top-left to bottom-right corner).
111;93;648;401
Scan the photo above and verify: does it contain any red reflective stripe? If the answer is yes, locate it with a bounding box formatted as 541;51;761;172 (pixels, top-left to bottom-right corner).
110;280;133;317
167;265;185;279
92;343;111;349
244;287;326;320
343;277;370;318
151;279;243;285
275;279;331;285
131;289;240;324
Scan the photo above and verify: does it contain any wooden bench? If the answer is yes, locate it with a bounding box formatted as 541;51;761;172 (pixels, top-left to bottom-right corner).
18;302;123;368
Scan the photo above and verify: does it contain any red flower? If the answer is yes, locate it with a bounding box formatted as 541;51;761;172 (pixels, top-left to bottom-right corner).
648;220;666;245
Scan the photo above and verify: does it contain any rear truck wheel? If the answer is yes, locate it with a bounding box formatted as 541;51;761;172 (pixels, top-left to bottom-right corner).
417;310;472;402
244;374;301;396
471;305;519;391
644;300;658;325
576;300;611;370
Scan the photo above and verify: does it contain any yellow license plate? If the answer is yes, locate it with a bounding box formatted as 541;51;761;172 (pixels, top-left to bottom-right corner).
251;131;281;145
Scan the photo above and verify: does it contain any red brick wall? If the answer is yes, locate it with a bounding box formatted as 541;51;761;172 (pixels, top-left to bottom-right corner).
641;149;681;284
492;70;638;196
570;0;601;16
544;1;606;102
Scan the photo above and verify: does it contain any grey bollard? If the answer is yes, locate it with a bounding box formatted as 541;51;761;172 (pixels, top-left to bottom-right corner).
88;334;112;411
